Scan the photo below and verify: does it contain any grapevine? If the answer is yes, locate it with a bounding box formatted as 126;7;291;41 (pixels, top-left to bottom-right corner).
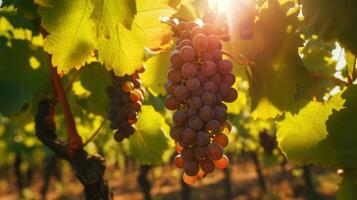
165;14;238;184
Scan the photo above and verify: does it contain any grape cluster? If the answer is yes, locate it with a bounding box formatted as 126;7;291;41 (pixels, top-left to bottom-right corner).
165;20;238;184
106;67;145;142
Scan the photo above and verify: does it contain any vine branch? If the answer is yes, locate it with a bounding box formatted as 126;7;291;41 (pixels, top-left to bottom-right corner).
313;73;349;86
41;29;83;155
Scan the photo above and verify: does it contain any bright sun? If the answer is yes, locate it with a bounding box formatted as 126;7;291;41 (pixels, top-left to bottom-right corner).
208;0;232;13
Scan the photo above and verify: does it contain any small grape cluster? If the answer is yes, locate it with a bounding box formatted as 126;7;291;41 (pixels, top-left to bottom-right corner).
106;67;145;142
165;19;238;184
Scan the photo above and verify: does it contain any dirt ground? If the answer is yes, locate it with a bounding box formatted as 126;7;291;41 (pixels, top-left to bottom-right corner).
0;158;340;200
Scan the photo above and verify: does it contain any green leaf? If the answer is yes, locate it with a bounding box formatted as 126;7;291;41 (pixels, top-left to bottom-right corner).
142;50;171;96
0;39;50;116
1;0;39;18
37;0;97;73
0;10;40;33
300;0;357;55
97;0;175;76
345;51;356;81
80;62;111;116
127;105;169;164
324;85;357;169
97;22;144;76
277;92;345;164
132;0;175;50
91;0;136;30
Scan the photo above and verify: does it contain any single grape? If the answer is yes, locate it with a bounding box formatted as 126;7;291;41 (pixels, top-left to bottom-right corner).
168;68;182;83
175;155;185;168
203;81;218;93
207;143;224;160
183;173;197;185
213;133;229;148
190;87;204;97
122;81;134;92
218;83;230;98
120;123;135;136
170;50;183;68
200;159;215;174
210;73;221;85
174;85;189;101
181;128;197;144
192;27;206;36
127;109;138;124
214;154;229;169
194;147;208;160
188;116;204;130
218;60;233;74
186;108;198;118
170;126;183;141
199;106;215;122
202;52;213;61
131;101;142;111
186;77;201;91
184;160;199;176
188;97;202;110
130;89;143;102
180;46;195;62
207;35;221;49
132;79;142;88
215;106;227;122
222;88;238;103
114;130;126;142
201;61;216;76
193;34;208;50
165;95;181;110
196;131;210;146
180;30;192;40
196;72;209;83
210;49;222;62
173;110;187;126
201;92;217;106
177;39;193;50
181;63;197;78
205;120;221;134
222;73;236;86
181;148;195;161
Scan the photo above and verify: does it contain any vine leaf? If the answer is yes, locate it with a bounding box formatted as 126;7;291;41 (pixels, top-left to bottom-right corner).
37;0;97;74
127;105;169;164
97;22;144;76
300;0;357;55
142;49;171;96
0;39;50;116
80;62;111;116
91;0;137;31
277;92;345;164
132;0;175;50
324;85;357;169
